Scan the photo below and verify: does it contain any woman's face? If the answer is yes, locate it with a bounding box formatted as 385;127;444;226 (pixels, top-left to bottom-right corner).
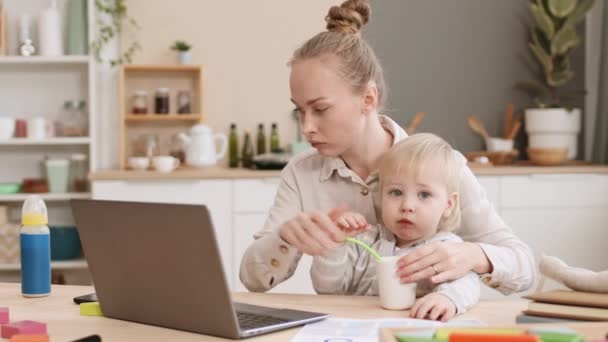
290;57;369;157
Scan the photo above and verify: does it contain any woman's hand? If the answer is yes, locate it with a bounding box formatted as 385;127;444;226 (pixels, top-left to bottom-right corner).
409;293;456;322
279;205;349;256
397;241;492;284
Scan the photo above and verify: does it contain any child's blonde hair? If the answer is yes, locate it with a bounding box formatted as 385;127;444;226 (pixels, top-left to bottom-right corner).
379;133;461;231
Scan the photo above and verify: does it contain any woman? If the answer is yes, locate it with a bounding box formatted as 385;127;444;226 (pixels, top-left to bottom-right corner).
239;0;535;296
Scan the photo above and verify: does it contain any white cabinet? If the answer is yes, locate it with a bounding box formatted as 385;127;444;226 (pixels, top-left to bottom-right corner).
92;172;608;298
476;176;501;213
92;180;234;287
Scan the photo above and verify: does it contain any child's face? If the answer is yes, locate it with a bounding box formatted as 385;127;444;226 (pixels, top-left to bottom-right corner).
381;157;457;247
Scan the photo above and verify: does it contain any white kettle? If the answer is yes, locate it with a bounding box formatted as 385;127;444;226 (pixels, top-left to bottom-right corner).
178;124;227;167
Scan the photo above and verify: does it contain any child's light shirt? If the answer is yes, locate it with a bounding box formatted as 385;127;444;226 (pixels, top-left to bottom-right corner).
311;227;481;314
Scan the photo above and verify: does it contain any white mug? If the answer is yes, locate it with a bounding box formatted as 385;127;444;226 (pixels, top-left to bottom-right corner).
377;256;417;310
28;117;46;139
153;156;180;173
0;117;15;139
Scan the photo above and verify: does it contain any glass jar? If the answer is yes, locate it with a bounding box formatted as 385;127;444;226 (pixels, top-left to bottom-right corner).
132;90;148;114
60;100;87;137
132;134;160;158
154;88;170;114
169;133;186;164
177;90;191;114
70;153;88;192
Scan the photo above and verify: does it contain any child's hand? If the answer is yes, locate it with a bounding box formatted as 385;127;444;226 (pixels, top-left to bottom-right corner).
409;293;456;322
334;211;369;236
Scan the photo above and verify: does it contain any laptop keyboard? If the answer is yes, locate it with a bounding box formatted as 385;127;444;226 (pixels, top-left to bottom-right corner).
236;311;290;331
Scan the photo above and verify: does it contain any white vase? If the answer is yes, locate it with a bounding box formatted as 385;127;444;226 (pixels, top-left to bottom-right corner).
38;0;63;56
525;108;581;159
177;51;192;64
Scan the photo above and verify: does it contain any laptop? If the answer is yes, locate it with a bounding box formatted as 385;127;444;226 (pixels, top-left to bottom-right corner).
70;199;329;339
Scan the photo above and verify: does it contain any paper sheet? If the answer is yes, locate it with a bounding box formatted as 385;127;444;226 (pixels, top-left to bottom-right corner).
291;317;482;342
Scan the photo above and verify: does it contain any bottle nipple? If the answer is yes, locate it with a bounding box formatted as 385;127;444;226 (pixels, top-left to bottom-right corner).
21;195;48;226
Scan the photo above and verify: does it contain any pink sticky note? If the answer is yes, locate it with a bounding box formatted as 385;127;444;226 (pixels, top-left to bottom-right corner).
0;307;8;324
0;320;47;339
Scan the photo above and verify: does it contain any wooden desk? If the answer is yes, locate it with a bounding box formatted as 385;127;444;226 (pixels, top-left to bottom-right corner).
1;283;606;341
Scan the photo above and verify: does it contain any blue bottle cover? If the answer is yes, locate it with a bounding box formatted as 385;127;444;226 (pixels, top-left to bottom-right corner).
20;232;51;296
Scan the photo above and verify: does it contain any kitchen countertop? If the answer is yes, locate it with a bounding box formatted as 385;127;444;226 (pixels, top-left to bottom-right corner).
89;164;608;180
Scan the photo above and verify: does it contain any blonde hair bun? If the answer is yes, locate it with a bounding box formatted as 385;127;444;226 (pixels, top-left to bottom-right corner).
326;0;371;34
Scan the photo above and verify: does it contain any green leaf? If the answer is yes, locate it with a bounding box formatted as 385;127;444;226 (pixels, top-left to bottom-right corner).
551;26;579;55
530;2;555;38
532;27;551;54
530;41;553;72
554;55;571;72
547;0;578;18
565;0;596;26
515;80;550;98
547;69;574;86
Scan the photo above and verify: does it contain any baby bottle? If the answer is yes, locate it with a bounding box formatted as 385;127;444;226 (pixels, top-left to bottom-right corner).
20;195;51;297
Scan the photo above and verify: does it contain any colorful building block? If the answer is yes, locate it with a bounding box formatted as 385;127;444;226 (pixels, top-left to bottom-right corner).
0;320;47;339
80;302;103;316
0;307;8;324
9;334;49;342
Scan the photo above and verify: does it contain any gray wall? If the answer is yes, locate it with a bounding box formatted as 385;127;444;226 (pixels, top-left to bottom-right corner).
365;0;585;155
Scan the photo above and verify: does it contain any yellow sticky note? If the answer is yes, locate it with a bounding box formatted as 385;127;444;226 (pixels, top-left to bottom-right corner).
80;302;103;316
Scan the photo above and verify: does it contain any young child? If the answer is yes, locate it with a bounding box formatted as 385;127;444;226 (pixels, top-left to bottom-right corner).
310;133;480;322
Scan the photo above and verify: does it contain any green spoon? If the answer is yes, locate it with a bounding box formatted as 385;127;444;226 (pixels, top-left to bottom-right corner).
345;237;382;261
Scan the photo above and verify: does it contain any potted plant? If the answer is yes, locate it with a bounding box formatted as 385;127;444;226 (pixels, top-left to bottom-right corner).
90;0;141;66
517;0;595;159
171;40;192;64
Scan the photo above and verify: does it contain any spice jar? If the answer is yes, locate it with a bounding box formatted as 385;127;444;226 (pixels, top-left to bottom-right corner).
154;88;170;114
169;133;186;164
177;90;191;114
132;90;148;114
60;100;87;137
70;153;88;192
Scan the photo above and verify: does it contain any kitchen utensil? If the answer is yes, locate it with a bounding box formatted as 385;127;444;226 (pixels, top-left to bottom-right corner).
0;117;14;139
345;237;382;261
0;183;21;194
178;124;227;167
377;256;416;310
28;117;46;139
251;153;290;170
21;178;48;193
152;156;180;173
485;137;514;152
128;157;150;171
527;147;568;166
467;116;490;140
406;111;426;135
45;159;69;193
49;226;82;260
506;120;522;140
503;103;514;139
465;150;519;166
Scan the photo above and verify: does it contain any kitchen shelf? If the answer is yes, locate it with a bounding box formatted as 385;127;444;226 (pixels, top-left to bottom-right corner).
0;137;91;146
122;64;201;72
124;114;202;122
0;259;88;271
119;64;204;169
0;56;90;65
0;193;91;202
